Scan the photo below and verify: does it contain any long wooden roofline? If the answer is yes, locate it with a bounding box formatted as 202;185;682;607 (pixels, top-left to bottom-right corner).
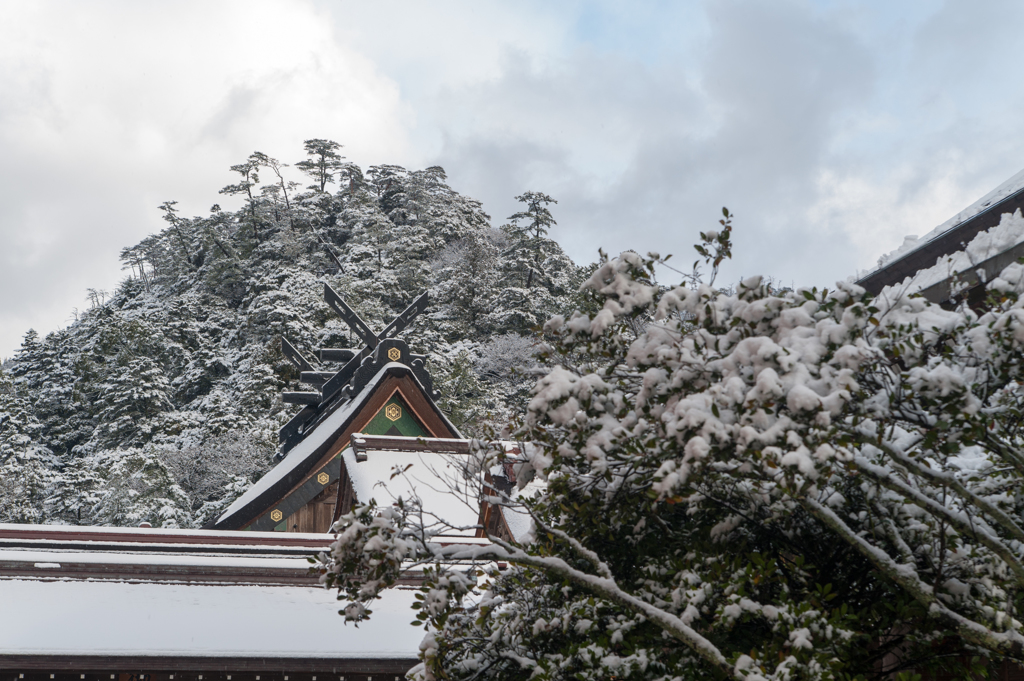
856;183;1024;296
0;524;421;676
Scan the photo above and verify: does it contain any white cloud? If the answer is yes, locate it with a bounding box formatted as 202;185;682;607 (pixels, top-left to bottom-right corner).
4;0;1024;359
0;0;411;358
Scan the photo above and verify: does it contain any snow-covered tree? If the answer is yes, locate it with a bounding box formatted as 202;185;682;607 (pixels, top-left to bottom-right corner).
296;139;345;194
87;447;190;528
318;217;1024;681
0;369;54;523
157;430;273;524
488;192;580;335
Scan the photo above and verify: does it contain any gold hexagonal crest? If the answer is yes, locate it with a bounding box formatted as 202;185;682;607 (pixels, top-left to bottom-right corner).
270;509;283;523
387;347;401;362
385;403;402;421
317;471;330;485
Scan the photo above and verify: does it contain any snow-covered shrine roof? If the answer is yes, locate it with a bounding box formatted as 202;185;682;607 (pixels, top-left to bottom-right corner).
210;362;461;531
213;364;396;527
340;433;538;544
857;166;1024;298
209;285;464;533
0;524;423;673
342;435;481;537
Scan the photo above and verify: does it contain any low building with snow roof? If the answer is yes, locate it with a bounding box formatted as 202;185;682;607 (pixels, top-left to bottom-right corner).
0;287;528;680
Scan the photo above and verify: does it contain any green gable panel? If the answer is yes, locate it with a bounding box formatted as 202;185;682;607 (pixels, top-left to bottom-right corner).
363;393;428;437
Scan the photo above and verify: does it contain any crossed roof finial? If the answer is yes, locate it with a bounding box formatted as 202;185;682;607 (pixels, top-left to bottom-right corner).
323;284;428;351
278;285;434;453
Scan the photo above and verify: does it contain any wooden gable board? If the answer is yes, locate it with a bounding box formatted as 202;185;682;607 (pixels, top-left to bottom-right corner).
216;365;458;532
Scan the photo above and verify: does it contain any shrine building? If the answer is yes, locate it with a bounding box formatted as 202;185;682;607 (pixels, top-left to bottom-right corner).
0;286;524;681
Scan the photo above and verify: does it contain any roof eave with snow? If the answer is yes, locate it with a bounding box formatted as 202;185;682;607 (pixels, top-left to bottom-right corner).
211;362;462;531
857;169;1024;295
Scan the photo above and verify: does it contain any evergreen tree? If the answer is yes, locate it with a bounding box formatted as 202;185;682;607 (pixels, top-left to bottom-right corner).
88;447;190;528
0;369;55;523
296;139;344;193
219;155;262;244
504;191;558;290
489;193;579;334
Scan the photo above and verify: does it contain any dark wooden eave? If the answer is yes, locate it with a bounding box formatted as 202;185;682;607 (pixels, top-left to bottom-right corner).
856;184;1024;295
0;656;418;675
0;524;330;552
350;433;471;460
913;238;1024;307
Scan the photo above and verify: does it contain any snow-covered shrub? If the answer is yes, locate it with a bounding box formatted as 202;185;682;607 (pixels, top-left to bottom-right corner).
319;217;1024;681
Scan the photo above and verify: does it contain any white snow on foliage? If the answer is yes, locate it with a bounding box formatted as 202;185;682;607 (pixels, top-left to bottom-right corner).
499;473;546;543
318;243;1024;681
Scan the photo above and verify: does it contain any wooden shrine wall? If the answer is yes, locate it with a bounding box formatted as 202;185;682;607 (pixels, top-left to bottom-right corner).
281;482;338;534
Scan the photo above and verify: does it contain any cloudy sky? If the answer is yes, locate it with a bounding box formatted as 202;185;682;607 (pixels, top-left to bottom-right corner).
2;0;1024;359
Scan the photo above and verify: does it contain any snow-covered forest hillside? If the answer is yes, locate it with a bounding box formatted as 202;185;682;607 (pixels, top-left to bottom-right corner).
0;139;585;528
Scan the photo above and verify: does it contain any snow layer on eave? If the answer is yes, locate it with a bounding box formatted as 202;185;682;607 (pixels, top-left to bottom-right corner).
499;476;546;543
0;548;313;570
0;523;330;544
217;365;400;524
863;166;1024;277
877;209;1024;296
342;448;481;536
0;579;421;658
501;506;532;543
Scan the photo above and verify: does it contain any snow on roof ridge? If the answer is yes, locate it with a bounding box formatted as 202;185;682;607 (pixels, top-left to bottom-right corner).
215;365;396;524
860;165;1024;278
0;579;424;658
0;522;331;543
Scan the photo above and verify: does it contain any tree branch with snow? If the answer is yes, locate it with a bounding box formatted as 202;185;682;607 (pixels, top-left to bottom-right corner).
319;220;1024;681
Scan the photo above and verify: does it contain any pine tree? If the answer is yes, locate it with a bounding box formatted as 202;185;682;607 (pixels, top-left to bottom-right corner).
489;192;579;334
504;191;558;290
296;139;345;193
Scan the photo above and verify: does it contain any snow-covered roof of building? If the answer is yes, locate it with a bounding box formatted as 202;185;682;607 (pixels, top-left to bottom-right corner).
211;362;461;531
215;365;394;525
876;209;1024;299
857;166;1024;296
0;524;422;671
342;445;481;537
869;167;1024;275
0;579;422;660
